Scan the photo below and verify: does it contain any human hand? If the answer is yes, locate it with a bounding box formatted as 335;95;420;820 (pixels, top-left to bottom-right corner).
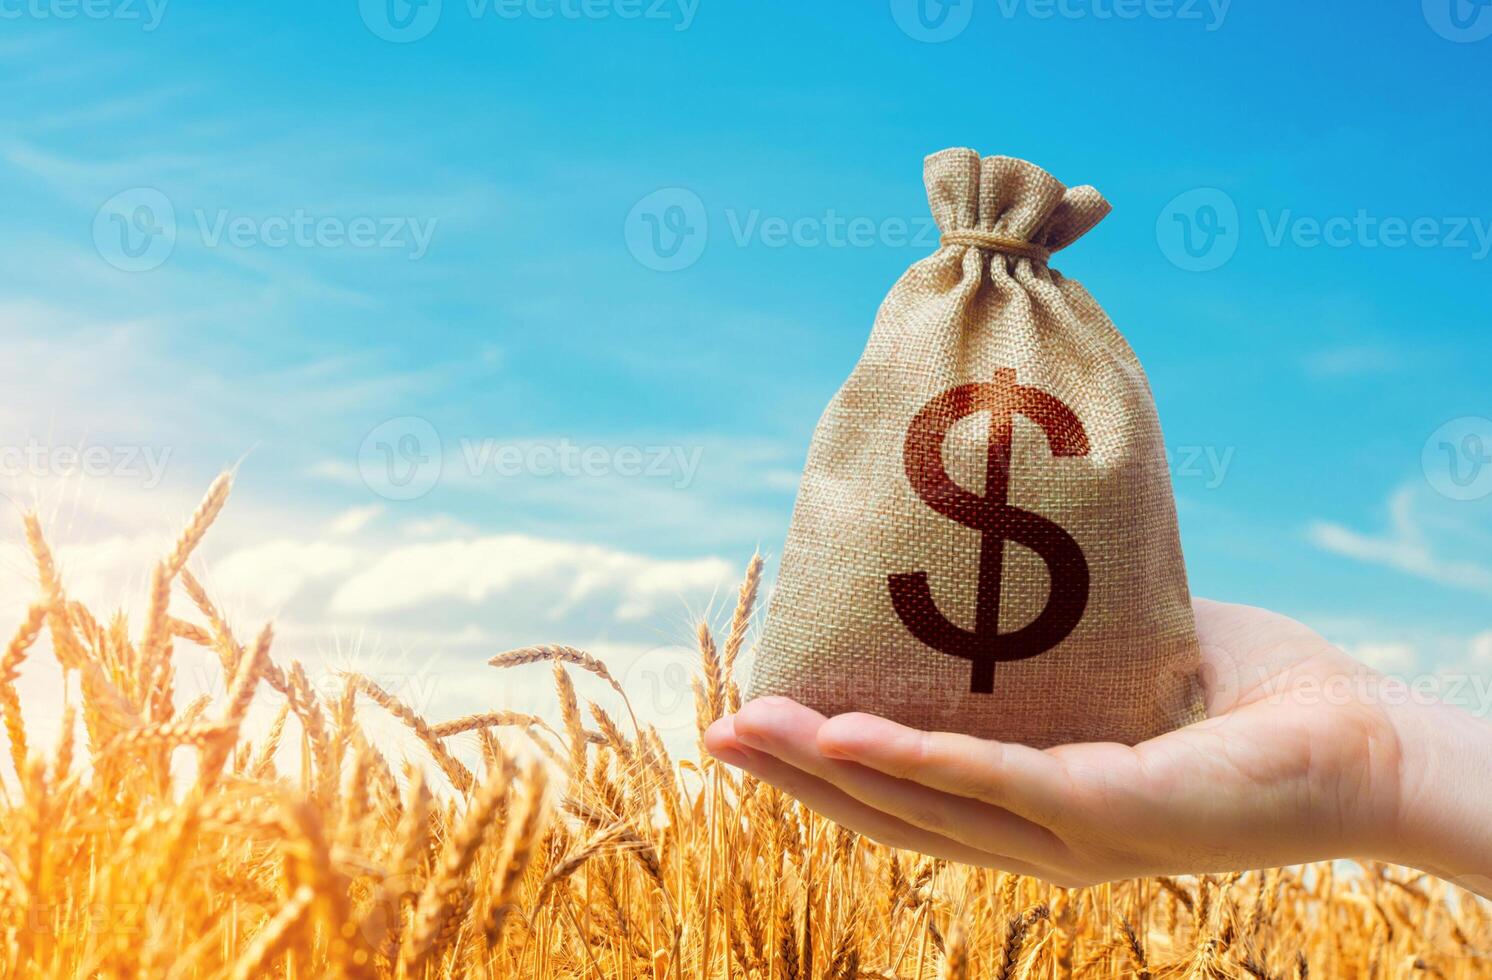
705;599;1492;893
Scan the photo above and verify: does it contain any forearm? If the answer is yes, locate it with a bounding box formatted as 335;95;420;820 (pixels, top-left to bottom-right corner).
1387;698;1492;898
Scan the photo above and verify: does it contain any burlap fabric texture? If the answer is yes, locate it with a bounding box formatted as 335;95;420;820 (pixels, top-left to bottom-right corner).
747;147;1206;747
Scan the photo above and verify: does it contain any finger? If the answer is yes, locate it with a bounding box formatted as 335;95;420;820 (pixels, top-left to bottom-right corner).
816;711;1080;826
714;742;1072;882
704;712;758;766
732;698;1066;866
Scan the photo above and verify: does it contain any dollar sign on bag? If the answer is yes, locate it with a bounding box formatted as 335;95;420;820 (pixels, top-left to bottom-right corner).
888;368;1091;694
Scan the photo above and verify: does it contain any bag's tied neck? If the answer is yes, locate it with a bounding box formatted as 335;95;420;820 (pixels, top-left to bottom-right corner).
939;230;1051;263
923;149;1112;261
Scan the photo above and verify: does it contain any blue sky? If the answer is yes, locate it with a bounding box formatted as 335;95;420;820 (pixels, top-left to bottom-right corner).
1;0;1489;734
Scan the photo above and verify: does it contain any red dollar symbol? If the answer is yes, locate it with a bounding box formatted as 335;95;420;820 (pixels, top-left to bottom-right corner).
888;368;1091;694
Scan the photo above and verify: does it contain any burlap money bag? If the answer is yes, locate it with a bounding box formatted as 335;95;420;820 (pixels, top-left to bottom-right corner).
747;148;1206;747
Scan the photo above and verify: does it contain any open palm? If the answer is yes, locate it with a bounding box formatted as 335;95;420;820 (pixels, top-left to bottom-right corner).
705;599;1411;887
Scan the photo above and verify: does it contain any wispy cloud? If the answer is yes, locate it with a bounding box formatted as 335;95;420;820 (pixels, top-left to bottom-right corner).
329;504;384;535
1300;344;1407;378
1348;642;1419;674
1307;485;1492;596
29;85;205;133
326;533;736;624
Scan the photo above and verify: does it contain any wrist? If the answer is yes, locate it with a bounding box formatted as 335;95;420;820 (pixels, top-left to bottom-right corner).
1381;696;1492;895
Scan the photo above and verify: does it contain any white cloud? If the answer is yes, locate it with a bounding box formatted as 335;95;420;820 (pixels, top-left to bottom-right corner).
212;539;363;612
329;504;383;535
329;534;735;623
306;459;360;483
1300;344;1406;378
0;493;747;757
1305;631;1492;717
402;514;477;538
198;526;741;755
1308;486;1492;597
1471;631;1492;667
1350;642;1418;674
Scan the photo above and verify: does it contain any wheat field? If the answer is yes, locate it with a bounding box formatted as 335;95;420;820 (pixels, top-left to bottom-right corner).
0;475;1486;978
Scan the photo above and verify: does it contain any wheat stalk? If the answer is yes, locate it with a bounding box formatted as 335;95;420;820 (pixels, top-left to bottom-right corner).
344;671;473;793
138;473;232;699
427;710;549;738
489;642;641;736
0;603;47;778
721;552;762;712
406;760;514;970
0;476;1477;979
483;756;549;949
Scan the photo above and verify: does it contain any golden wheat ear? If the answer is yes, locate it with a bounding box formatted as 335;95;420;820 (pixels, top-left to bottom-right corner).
0;475;1469;978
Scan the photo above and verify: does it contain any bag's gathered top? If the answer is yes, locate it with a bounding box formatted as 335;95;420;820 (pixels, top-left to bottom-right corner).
929;148;1113;267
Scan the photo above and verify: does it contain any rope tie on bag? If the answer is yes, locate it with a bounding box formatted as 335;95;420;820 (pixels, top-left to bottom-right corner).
940;230;1051;263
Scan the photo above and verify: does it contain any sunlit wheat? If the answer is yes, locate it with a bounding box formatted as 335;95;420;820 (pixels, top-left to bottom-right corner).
0;475;1485;977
